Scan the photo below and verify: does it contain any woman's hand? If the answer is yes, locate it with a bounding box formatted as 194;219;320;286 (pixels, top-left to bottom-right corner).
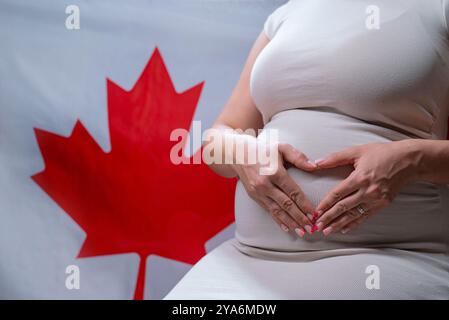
312;140;422;235
233;143;318;237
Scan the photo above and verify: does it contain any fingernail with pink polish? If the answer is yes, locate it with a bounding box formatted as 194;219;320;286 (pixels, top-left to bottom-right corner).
316;222;324;231
295;228;305;238
307;160;318;167
281;224;289;232
304;225;313;234
314;158;325;165
312;211;321;222
323;227;333;236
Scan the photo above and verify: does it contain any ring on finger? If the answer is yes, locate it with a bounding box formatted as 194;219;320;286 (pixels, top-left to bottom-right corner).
356;204;367;216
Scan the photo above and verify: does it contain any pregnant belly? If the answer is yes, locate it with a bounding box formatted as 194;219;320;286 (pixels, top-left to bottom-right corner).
234;108;447;252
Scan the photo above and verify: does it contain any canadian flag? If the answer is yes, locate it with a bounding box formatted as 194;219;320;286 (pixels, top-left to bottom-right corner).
0;0;283;299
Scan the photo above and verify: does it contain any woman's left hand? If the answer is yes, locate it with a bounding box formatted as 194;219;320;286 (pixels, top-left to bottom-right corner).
312;140;421;236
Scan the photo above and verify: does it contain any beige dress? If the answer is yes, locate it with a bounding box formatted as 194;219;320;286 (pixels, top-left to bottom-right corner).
165;0;449;299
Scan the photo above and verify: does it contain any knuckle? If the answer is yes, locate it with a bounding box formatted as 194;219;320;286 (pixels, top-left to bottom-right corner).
337;202;348;213
332;191;341;201
281;198;294;210
270;208;283;218
246;183;257;195
289;190;302;202
252;176;268;190
356;172;371;185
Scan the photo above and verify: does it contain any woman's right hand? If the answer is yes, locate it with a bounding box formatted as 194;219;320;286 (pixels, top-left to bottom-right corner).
232;143;318;237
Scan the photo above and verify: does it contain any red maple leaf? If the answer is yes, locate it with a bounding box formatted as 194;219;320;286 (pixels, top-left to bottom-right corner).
32;47;237;299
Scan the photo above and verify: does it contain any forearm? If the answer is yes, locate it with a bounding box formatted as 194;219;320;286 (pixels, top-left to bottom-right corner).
406;138;449;184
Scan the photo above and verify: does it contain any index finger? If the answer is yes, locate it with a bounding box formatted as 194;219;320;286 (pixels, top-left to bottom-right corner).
272;170;314;220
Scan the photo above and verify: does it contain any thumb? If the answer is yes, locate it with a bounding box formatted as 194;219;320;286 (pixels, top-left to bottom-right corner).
278;143;318;172
314;147;358;169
